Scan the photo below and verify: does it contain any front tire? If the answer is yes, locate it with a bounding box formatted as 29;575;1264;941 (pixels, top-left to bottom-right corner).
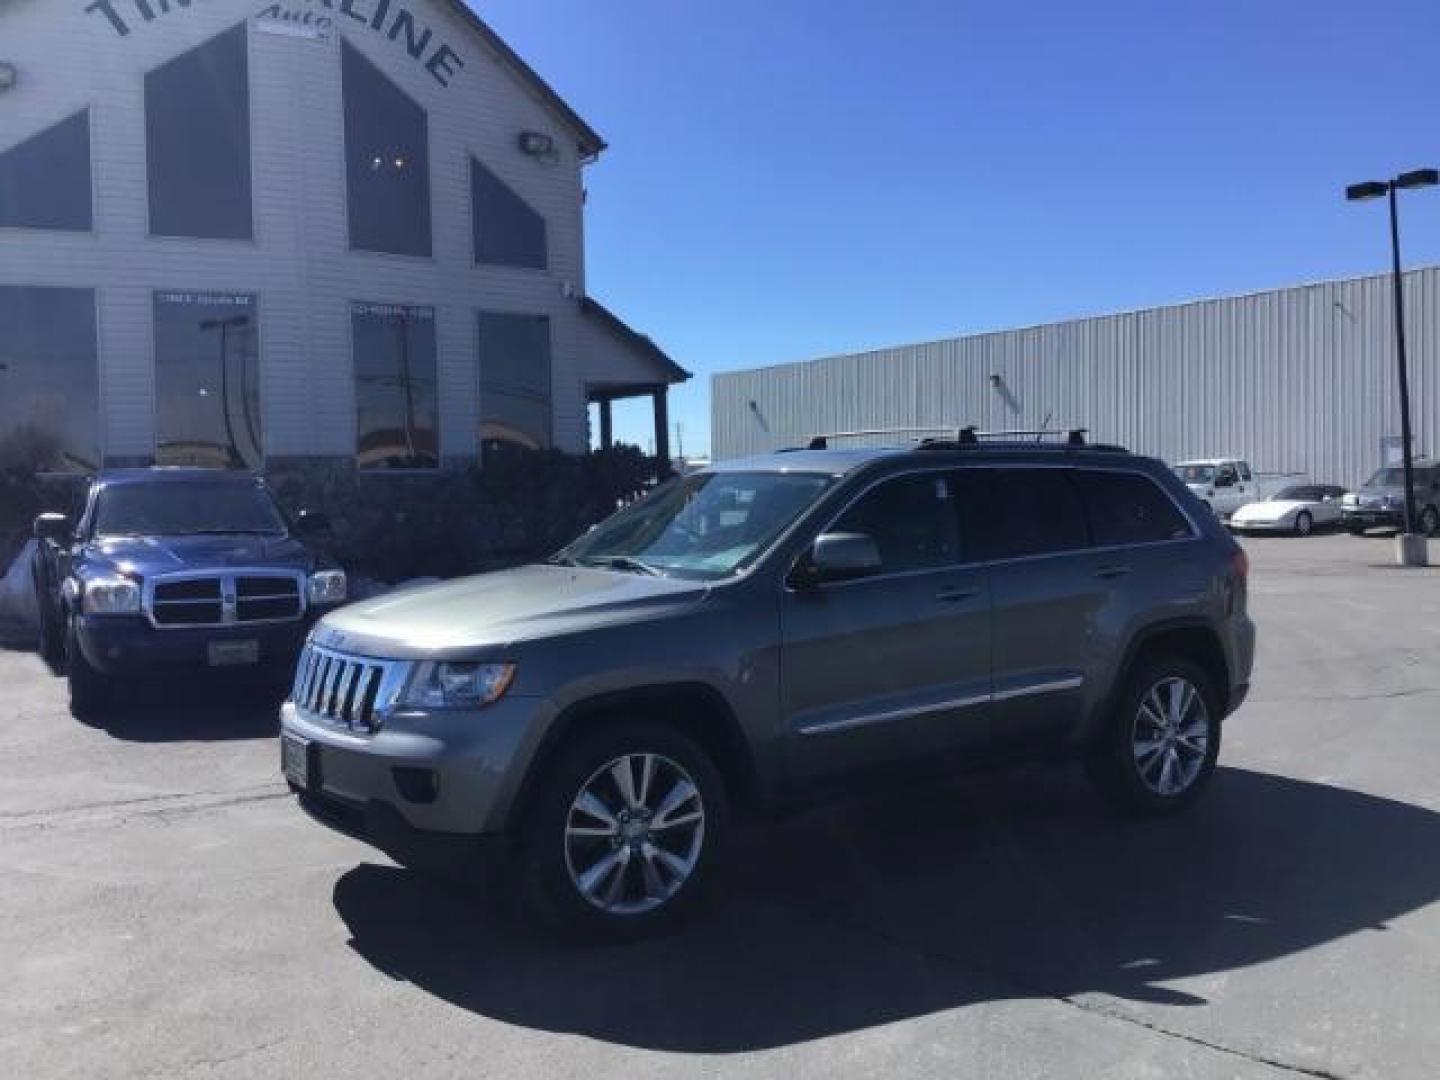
66;620;116;719
1293;511;1313;537
519;723;728;941
1085;655;1221;817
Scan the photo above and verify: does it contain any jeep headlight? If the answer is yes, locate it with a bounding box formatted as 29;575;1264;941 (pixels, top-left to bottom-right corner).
82;575;141;615
401;662;517;709
307;570;347;605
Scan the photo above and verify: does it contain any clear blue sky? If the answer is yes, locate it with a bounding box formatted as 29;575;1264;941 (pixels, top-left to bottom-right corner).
474;0;1440;457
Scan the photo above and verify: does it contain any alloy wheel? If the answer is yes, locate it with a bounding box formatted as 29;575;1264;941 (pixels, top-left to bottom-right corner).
1131;677;1210;796
563;753;706;916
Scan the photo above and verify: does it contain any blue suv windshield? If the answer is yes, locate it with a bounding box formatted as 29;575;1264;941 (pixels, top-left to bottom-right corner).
93;481;286;537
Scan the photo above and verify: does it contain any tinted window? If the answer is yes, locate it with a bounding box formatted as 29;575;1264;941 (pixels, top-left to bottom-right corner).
146;24;252;239
0;111;92;231
479;312;552;450
983;468;1089;559
353;303;438;469
831;472;960;572
1077;470;1193;546
154;292;261;469
1238;462;1253;481
94;481;284;536
471;158;547;269
0;287;99;473
343;41;431;256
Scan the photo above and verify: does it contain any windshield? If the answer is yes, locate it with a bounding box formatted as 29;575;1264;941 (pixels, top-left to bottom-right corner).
1274;486;1315;501
557;471;832;580
1174;464;1216;483
1364;468;1406;488
93;481;286;537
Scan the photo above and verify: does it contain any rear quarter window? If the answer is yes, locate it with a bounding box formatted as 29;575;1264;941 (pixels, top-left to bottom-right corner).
1076;470;1194;546
979;468;1089;559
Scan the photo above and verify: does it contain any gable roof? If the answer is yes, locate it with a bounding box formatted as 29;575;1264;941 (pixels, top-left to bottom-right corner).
439;1;606;158
581;297;691;385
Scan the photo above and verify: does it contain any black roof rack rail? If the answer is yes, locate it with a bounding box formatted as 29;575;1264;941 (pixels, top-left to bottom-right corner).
800;426;1129;454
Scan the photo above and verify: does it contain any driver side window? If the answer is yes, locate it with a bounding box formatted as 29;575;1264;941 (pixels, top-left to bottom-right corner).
831;472;959;573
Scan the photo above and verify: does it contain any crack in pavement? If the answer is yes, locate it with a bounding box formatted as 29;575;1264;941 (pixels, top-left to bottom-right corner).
0;784;291;833
1248;686;1440;705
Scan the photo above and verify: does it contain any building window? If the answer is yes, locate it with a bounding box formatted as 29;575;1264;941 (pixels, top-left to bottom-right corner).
353;303;439;469
0;111;93;232
145;24;253;240
0;287;99;473
471;158;547;269
342;40;432;257
154;292;262;469
479;313;552;451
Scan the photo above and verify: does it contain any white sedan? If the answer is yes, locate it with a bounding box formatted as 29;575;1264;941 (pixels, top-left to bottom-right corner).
1228;483;1346;536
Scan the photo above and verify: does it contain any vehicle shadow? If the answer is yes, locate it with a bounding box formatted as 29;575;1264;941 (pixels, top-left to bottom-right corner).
82;675;284;742
332;765;1440;1053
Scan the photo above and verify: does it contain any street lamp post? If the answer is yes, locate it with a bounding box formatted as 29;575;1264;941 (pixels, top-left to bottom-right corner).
1346;167;1438;564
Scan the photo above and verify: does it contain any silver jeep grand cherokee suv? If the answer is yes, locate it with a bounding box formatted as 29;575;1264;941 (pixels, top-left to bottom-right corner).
281;435;1254;938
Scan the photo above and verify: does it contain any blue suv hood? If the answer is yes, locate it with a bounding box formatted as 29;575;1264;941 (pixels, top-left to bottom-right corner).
86;534;314;578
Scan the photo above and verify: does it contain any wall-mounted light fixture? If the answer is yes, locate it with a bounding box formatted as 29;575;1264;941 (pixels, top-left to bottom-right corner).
0;63;18;92
988;373;1003;388
518;130;555;157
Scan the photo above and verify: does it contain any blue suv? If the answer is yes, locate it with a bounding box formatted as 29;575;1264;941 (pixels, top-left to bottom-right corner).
33;469;347;716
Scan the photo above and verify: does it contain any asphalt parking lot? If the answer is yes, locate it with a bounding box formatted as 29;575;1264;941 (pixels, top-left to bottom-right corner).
3;532;1438;1079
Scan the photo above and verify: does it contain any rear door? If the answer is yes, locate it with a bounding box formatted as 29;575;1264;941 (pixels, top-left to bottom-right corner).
779;468;992;779
976;467;1097;749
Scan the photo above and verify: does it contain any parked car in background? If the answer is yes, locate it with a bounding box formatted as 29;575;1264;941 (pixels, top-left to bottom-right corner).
282;436;1254;940
1341;462;1440;536
32;469;347;716
1227;484;1346;536
1173;458;1301;518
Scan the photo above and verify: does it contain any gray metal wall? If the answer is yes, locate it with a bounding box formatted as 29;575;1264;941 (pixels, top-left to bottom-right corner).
712;267;1440;488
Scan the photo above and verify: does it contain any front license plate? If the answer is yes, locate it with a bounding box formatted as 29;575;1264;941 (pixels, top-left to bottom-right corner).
208;639;259;666
281;734;312;789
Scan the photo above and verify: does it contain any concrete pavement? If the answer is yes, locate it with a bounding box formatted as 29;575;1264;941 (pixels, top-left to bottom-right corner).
3;532;1438;1079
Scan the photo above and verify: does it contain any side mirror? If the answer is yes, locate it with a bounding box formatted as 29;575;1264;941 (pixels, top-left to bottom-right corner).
294;509;330;536
34;513;71;543
799;531;882;585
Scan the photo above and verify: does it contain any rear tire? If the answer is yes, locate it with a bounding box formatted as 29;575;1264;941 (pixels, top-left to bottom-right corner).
518;722;729;942
1293;511;1313;537
1085;654;1221;817
66;620;115;719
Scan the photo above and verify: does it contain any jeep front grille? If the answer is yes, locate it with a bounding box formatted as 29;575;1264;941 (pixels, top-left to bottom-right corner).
292;644;407;732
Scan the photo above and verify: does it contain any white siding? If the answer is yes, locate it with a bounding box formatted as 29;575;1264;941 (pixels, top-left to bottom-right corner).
0;0;596;459
713;268;1440;488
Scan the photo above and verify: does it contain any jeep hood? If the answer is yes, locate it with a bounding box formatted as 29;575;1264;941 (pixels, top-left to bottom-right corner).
86;534;313;578
317;564;711;654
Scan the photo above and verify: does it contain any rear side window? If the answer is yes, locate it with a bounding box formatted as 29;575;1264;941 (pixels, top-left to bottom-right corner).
1077;471;1193;546
832;472;960;572
980;468;1089;560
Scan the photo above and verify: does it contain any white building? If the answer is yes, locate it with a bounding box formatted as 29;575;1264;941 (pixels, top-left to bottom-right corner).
0;0;687;476
711;268;1440;488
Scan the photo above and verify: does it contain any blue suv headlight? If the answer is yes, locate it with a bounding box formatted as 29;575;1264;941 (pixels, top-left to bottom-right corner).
307;570;347;605
82;575;141;615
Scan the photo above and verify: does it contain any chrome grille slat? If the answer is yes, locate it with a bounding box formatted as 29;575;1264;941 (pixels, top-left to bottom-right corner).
291;643;404;733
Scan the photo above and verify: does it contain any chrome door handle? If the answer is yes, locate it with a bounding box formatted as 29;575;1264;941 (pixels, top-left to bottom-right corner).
1094;565;1132;580
935;587;979;603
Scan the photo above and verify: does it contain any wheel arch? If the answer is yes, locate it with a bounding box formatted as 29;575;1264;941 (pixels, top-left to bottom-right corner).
1086;618;1232;743
504;681;756;833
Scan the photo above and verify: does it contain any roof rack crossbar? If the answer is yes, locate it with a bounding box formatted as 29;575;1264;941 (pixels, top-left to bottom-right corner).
799;426;1126;453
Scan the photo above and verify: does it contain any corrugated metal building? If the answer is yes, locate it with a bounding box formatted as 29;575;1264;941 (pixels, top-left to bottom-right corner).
712;267;1440;487
0;0;686;475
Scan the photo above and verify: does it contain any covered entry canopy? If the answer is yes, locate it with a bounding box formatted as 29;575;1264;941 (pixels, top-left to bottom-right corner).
580;297;690;468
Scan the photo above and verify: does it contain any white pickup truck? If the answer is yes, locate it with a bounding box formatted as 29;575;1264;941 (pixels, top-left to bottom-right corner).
1172;458;1303;518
